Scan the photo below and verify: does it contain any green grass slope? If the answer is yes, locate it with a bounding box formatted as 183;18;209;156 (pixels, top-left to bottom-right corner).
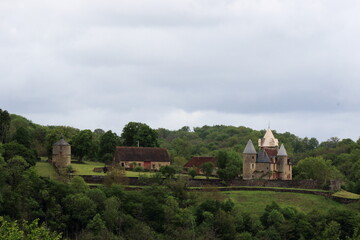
197;190;358;216
34;161;58;178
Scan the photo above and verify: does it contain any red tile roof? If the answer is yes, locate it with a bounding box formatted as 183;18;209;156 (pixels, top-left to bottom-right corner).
114;147;170;163
264;148;278;158
184;156;216;168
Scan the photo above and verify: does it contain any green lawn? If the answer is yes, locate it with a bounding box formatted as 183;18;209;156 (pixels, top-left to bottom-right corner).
197;190;356;216
68;161;218;179
70;161;106;176
34;161;58;178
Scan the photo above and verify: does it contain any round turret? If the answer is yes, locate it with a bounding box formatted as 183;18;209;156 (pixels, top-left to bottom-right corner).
52;137;71;168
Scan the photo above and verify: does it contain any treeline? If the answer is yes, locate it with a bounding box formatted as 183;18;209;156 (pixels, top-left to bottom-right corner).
158;126;360;193
1;110;360;192
0;154;359;240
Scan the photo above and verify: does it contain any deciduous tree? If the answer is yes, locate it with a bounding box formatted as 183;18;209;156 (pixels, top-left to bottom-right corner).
71;130;93;162
200;162;215;179
0;109;10;144
121;122;159;147
99;130;119;163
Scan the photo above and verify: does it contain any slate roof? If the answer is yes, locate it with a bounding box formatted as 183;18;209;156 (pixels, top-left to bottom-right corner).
277;144;288;156
114;147;170;163
256;149;270;163
184;156;216;168
53;137;70;146
243;140;257;154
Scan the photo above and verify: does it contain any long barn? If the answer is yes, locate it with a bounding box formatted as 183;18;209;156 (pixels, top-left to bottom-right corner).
113;147;170;170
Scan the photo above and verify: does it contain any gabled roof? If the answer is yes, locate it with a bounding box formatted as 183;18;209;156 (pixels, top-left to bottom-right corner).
184;156;216;168
258;128;279;148
277;144;288;156
53;137;70;146
243;139;257;154
114;147;170;162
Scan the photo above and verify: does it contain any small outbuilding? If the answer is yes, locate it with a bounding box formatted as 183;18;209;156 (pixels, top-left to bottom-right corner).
114;147;170;170
52;136;71;168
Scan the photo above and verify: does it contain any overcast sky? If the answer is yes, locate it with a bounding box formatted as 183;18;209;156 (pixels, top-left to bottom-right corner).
1;0;360;141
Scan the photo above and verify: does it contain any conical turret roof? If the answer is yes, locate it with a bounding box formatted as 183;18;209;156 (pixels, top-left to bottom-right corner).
243;139;257;154
53;136;70;146
277;144;288;156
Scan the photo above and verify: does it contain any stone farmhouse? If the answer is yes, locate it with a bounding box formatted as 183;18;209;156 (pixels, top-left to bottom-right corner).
52;136;71;168
243;128;292;180
114;147;170;170
183;156;217;174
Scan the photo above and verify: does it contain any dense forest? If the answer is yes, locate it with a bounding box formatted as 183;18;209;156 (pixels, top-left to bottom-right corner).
0;109;359;239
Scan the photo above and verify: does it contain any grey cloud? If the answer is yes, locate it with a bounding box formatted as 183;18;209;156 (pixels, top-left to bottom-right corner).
1;0;360;140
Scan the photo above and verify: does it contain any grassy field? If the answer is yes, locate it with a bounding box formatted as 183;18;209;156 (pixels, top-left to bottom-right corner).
34;161;59;178
67;161;216;179
196;190;358;215
189;186;330;192
70;161;107;176
332;190;360;199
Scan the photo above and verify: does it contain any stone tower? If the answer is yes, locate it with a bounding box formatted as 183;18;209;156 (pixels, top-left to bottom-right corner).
52;137;71;168
243;139;257;180
277;144;291;180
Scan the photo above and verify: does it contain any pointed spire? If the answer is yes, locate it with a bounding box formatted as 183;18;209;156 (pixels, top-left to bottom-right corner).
243;139;257;154
258;128;279;147
277;144;288;156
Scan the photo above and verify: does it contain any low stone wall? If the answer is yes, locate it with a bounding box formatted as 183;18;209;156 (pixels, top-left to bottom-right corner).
80;175;323;189
80;175;357;204
186;179;324;190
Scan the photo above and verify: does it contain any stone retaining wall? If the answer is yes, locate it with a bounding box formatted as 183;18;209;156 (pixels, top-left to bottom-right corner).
80;175;357;204
80;175;323;189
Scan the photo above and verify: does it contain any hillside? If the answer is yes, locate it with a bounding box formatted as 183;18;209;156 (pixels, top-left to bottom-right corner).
3;111;360;194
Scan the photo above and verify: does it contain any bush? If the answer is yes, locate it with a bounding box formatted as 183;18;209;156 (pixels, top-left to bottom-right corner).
134;166;144;172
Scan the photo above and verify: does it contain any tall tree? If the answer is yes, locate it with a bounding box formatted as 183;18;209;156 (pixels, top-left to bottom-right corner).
99;130;119;163
121;122;159;147
200;162;215;179
71;130;93;162
216;150;242;182
0;109;10;144
14;127;31;148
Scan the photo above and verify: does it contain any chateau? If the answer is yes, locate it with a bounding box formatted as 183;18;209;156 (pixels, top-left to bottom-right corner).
243;128;292;180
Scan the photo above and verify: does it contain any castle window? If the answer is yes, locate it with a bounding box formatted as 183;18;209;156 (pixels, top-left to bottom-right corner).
251;163;255;169
252;156;255;159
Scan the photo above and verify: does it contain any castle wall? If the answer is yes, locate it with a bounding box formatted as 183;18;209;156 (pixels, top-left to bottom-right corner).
253;162;272;180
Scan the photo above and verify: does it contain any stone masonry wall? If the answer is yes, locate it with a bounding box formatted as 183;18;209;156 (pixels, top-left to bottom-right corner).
80;175;325;190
